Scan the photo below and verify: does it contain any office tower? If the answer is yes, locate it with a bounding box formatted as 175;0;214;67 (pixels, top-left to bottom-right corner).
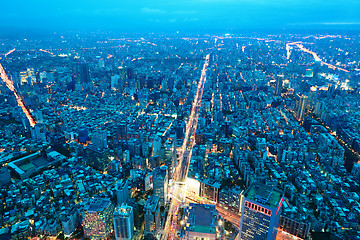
82;198;114;239
116;179;129;205
91;130;107;150
144;195;161;237
275;75;284;96
118;67;134;90
127;198;140;229
294;94;307;121
72;62;90;91
180;203;225;240
164;138;176;179
153;166;168;206
113;204;134;240
118;67;129;80
239;183;284;240
308;87;317;110
151;135;161;156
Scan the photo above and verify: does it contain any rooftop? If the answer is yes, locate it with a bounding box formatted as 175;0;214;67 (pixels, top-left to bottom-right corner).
85;198;112;212
185;203;219;234
244;182;283;209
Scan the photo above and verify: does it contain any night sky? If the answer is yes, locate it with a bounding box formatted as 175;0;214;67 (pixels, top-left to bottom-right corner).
1;0;360;33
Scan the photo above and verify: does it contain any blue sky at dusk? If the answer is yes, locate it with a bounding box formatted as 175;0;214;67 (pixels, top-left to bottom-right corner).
1;0;360;32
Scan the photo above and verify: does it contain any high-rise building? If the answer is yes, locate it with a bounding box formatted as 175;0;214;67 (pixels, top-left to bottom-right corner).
116;179;129;206
72;62;90;91
180;203;225;240
113;204;134;240
239;183;284;240
164;137;176;179
275;75;284;96
82;198;114;239
127;198;140;229
294;94;307;121
91;130;107;150
153;166;168;206
144;195;161;237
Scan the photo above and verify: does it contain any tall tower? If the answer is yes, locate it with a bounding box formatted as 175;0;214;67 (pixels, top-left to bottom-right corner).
144;195;161;237
153;166;168;206
113;204;134;240
116;179;129;205
295;94;307;121
239;183;284;240
91;130;108;150
72;62;90;91
275;75;284;96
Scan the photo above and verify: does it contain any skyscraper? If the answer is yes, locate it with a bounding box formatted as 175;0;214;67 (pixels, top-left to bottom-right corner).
72;62;90;91
113;204;134;240
239;183;284;240
164;137;176;179
294;94;307;121
91;130;108;150
82;198;114;239
144;195;161;238
153;166;168;206
116;179;129;206
275;75;284;96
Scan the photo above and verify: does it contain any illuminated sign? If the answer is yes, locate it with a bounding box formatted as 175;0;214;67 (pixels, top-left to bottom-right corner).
245;201;272;216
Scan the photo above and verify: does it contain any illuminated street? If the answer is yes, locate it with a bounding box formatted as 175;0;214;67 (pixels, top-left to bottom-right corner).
0;62;36;127
161;53;210;240
287;42;350;72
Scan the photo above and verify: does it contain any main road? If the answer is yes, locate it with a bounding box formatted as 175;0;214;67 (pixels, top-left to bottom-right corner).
161;53;210;240
0;63;36;127
286;42;350;73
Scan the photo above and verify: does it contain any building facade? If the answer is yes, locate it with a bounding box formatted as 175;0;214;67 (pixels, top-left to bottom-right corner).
239;183;284;240
153;166;168;206
82;198;114;239
113;204;134;240
144;195;161;237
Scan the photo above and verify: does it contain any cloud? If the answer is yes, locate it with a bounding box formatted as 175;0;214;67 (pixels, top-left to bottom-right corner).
141;8;166;14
